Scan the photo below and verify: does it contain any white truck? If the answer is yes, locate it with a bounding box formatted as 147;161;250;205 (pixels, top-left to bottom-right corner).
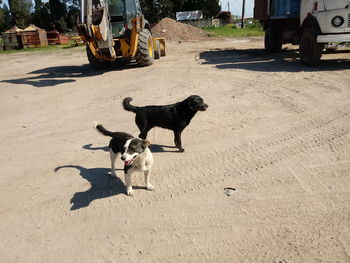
254;0;350;65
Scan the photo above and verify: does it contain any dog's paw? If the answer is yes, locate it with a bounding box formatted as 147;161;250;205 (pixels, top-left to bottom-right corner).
126;187;134;196
146;183;155;191
110;171;117;178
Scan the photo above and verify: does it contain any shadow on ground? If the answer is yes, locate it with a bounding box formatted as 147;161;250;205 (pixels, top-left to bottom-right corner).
82;143;109;152
199;48;350;72
150;144;180;153
54;165;125;210
1;61;137;88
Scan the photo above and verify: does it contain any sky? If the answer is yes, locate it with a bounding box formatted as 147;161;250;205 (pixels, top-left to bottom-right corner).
2;0;255;18
220;0;255;18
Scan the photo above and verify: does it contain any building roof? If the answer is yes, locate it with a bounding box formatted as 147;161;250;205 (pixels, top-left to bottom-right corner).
4;26;23;33
23;24;45;32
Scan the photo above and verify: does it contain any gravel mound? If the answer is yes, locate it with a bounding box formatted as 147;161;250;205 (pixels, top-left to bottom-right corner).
151;18;208;41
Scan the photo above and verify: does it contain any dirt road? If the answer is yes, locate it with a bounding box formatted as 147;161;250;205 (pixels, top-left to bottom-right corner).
0;38;349;262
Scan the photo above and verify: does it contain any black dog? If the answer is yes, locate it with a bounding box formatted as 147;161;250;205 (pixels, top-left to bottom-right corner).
123;95;208;152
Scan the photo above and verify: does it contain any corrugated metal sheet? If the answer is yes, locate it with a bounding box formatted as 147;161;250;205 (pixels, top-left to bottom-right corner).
176;11;203;21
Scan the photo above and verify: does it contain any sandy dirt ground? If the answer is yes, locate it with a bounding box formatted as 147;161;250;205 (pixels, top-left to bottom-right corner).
0;38;350;262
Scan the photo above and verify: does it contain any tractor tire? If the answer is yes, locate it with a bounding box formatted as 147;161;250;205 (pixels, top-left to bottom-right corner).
300;27;324;66
154;40;161;59
86;45;111;69
264;26;282;53
135;29;154;66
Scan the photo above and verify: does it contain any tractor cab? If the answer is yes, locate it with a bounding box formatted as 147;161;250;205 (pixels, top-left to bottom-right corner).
108;0;142;37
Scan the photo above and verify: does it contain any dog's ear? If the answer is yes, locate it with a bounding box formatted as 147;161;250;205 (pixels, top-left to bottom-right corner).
187;96;198;111
141;139;150;149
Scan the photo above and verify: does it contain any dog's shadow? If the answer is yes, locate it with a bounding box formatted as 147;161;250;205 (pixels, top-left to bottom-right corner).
54;165;125;210
150;144;180;153
82;143;109;152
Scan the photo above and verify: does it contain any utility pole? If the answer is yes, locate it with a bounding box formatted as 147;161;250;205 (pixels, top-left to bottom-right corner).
227;1;230;12
241;0;245;28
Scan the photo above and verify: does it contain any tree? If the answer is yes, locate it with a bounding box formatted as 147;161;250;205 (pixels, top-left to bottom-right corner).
182;0;220;18
172;0;185;12
49;0;67;31
141;0;174;24
0;3;11;32
66;0;80;31
8;0;32;28
201;0;220;18
154;0;174;22
32;0;54;30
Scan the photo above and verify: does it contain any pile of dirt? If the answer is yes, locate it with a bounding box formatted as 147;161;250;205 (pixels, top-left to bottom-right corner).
151;18;208;41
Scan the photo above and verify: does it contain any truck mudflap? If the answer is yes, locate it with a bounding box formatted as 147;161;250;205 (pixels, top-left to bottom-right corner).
317;34;350;43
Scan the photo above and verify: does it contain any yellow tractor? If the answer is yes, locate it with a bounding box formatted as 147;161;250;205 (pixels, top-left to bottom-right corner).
77;0;166;68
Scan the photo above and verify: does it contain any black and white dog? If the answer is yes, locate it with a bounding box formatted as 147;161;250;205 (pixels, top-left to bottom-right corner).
123;95;208;152
95;123;154;196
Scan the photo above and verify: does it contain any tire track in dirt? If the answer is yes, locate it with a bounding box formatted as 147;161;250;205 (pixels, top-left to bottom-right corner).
127;107;350;209
223;111;350;177
285;159;329;194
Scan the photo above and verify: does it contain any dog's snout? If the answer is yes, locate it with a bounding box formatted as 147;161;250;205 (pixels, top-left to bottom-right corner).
201;103;208;111
121;156;126;161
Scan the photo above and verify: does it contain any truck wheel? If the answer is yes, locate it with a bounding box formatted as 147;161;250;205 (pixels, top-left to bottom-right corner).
300;27;324;66
135;29;154;66
86;45;111;69
264;27;282;52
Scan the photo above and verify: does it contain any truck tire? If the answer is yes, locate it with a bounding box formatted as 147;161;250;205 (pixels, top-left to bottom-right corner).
300;27;324;66
86;45;111;69
135;29;154;66
264;27;282;52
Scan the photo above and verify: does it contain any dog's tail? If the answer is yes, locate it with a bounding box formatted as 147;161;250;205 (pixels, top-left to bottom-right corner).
123;97;138;113
95;122;114;137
